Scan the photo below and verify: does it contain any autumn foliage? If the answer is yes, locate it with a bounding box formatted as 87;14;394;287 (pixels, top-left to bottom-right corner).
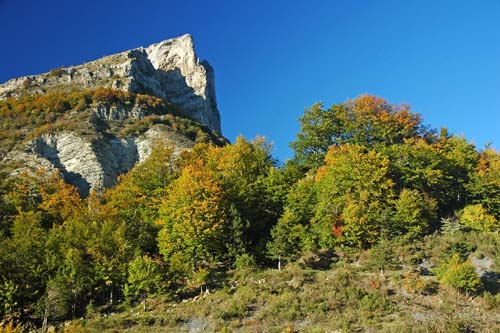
1;93;500;328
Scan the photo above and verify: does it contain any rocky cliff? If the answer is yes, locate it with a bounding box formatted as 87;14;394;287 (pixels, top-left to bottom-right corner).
0;35;226;196
7;125;198;196
0;34;221;134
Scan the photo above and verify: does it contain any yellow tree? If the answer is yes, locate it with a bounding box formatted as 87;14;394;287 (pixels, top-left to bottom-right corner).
313;144;395;247
468;148;500;219
157;157;227;283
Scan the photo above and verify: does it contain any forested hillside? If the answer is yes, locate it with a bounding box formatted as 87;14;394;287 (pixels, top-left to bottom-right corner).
2;94;500;332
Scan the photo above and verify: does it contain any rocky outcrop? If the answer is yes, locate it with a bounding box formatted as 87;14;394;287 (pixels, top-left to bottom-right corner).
7;125;195;196
0;34;226;195
0;34;221;134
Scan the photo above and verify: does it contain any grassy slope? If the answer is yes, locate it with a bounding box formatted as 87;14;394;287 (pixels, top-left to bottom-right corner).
61;231;500;333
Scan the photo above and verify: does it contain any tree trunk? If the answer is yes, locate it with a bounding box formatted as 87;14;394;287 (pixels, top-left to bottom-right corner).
278;255;281;271
72;292;77;318
41;305;49;333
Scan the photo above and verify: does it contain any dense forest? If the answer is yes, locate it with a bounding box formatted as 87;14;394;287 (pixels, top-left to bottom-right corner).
2;94;500;332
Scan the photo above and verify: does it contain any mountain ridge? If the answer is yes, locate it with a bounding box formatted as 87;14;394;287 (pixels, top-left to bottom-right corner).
0;34;221;135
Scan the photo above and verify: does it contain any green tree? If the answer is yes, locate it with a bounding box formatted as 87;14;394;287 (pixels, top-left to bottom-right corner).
390;189;437;239
0;211;48;320
290;102;346;170
211;136;279;257
384;136;477;220
267;209;307;269
39;276;73;331
125;255;165;311
103;143;177;254
267;177;317;266
89;219;130;305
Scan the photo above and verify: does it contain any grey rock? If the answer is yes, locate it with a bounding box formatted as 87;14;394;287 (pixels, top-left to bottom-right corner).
0;34;221;134
6;125;195;197
470;256;493;277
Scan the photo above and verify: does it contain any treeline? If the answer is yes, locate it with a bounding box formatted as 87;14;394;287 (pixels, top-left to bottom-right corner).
1;94;500;327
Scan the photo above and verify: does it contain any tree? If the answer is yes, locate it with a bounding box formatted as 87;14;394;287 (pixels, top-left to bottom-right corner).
88;219;130;305
343;95;423;147
37;170;83;225
157;158;227;282
390;189;437;239
290;102;346;170
267;175;318;267
103;143;177;254
209;136;279;256
290;95;425;171
40;276;73;332
125;255;165;311
267;209;307;269
0;211;48;320
383;136;477;220
1;169;83;231
313;145;394;247
468;148;500;219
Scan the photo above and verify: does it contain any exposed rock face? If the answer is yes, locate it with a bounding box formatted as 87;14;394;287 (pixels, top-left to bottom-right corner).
7;125;195;197
0;34;227;195
0;34;221;134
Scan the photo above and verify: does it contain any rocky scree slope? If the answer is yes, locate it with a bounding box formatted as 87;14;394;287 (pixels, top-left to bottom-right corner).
0;35;225;196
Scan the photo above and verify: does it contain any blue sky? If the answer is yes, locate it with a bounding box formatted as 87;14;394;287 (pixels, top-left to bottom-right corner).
1;0;500;161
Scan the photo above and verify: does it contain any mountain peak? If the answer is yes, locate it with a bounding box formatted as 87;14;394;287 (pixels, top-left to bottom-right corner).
0;35;221;134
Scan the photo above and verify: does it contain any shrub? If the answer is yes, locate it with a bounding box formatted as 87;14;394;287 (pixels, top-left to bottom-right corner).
358;291;393;315
48;66;65;77
434;253;482;294
234;253;257;270
482;291;500;310
459;204;499;232
213;286;256;320
365;241;400;274
441;217;462;234
397;271;437;295
264;291;302;321
22;78;32;89
63;323;88;333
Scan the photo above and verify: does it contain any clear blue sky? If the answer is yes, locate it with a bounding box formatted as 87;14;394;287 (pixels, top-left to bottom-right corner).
1;0;500;162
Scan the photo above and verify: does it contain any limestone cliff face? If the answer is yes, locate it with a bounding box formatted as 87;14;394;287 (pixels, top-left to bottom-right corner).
7;126;195;197
0;34;221;134
0;34;226;196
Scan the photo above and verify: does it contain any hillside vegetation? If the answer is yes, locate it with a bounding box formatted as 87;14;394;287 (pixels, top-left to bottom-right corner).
1;94;500;332
0;88;226;158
